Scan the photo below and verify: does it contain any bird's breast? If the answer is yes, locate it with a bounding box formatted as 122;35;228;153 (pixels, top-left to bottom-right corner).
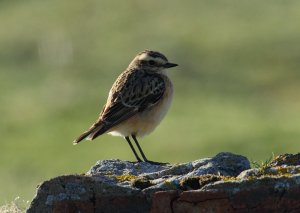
108;75;173;137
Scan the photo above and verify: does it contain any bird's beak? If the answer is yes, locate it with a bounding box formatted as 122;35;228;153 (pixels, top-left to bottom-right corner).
163;62;178;68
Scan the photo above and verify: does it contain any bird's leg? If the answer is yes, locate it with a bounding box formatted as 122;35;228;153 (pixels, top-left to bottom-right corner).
125;136;142;162
131;135;149;162
131;135;167;165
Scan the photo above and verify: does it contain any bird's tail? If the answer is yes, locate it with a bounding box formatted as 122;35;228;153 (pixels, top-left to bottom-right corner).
73;122;107;145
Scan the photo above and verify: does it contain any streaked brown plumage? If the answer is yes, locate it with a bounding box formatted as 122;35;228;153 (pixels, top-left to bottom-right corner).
73;50;178;163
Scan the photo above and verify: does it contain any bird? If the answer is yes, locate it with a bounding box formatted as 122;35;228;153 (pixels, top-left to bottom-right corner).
73;50;178;164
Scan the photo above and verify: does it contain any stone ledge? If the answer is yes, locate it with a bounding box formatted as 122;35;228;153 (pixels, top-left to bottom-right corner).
151;176;300;213
26;152;300;213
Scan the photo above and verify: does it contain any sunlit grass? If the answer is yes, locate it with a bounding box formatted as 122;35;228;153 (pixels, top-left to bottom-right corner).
1;0;300;205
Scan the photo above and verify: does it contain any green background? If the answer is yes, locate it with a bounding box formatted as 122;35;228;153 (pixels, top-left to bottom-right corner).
1;0;300;204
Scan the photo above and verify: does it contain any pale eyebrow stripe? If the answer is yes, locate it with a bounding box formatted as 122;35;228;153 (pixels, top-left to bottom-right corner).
138;54;165;64
138;53;152;61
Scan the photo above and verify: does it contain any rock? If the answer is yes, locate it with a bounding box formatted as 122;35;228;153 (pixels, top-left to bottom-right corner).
27;152;300;213
163;152;300;213
151;175;300;213
238;153;300;179
27;175;148;213
270;153;300;166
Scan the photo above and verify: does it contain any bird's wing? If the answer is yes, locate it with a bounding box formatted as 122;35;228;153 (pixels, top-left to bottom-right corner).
100;72;166;130
73;71;166;143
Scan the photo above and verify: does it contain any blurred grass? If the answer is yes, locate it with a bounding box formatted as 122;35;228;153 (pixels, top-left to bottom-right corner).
0;0;300;204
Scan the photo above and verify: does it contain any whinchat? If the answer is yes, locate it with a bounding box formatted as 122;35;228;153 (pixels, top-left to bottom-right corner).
73;50;178;163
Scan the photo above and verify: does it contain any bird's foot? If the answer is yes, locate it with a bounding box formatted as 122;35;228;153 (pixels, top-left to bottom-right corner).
145;160;169;165
130;160;143;164
130;159;169;165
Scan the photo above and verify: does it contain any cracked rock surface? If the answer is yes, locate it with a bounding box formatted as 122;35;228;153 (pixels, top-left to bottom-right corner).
27;152;300;213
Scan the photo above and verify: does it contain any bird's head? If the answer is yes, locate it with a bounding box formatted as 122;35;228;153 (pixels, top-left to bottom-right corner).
129;50;178;73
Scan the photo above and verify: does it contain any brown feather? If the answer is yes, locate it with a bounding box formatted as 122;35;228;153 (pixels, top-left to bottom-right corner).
74;65;166;144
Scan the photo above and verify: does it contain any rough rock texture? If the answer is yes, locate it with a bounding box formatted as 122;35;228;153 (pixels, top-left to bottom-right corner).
27;152;300;213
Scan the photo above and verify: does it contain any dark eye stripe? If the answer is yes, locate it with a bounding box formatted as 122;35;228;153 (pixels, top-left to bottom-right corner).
149;52;168;61
149;60;155;65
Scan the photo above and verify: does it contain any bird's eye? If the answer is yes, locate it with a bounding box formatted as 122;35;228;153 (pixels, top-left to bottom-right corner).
149;60;155;65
